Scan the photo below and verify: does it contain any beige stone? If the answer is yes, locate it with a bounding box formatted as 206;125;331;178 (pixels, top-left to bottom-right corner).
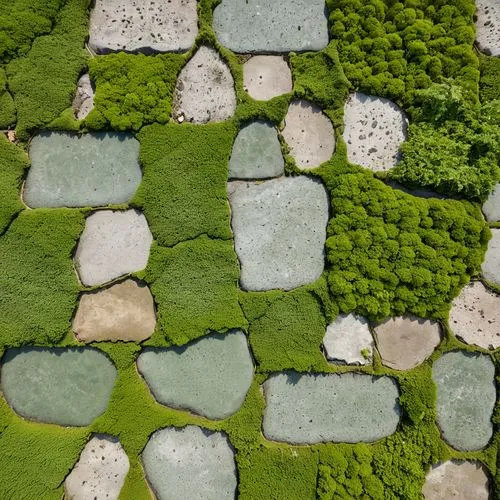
243;56;292;101
73;279;156;342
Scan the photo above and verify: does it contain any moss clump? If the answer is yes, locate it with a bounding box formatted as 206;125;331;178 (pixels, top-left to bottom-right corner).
0;67;15;128
479;53;500;104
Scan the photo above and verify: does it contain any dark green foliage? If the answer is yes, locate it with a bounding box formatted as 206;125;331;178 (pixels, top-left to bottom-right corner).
479;53;500;104
0;67;15;127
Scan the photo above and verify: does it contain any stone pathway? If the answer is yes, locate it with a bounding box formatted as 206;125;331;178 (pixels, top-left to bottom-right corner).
482;183;500;221
481;228;500;286
72;74;94;120
243;56;293;101
475;0;500;56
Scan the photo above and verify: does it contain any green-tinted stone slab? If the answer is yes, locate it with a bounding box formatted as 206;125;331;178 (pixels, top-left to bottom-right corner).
1;347;117;426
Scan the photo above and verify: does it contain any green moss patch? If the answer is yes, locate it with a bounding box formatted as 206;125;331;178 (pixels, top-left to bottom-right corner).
0;67;15;128
479;53;500;104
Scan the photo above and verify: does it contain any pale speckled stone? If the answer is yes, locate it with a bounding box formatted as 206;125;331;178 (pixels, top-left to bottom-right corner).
482;228;500;286
243;56;292;101
483;183;500;221
476;0;500;57
73;74;94;120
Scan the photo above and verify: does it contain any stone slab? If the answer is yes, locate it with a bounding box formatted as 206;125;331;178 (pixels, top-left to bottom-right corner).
74;210;153;287
228;176;329;291
1;347;117;426
476;0;500;56
482;183;500;221
229;121;284;179
142;426;237;500
24;132;141;208
433;351;496;451
73;74;94;120
262;372;400;444
482;228;500;285
137;331;253;420
213;0;329;53
243;56;293;101
73;279;156;343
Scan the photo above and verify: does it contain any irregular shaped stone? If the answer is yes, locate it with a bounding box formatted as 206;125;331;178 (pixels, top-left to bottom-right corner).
476;0;500;56
282;100;335;169
89;0;198;54
263;372;400;444
482;228;500;285
64;435;129;500
142;426;236;500
73;279;156;343
228;176;329;291
213;0;329;53
137;331;253;419
73;74;94;120
1;347;116;426
243;56;293;101
24;132;141;208
433;351;496;450
74;210;153;287
172;46;236;124
343;92;408;172
422;461;491;500
483;183;500;221
373;316;441;370
323;314;373;365
229;121;284;179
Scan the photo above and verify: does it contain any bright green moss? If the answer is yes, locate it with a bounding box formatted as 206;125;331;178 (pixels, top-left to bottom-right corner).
0;67;15;128
479;53;500;104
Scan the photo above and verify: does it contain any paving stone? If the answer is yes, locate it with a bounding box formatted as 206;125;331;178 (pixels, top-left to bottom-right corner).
282;100;335;169
229;121;284;179
263;372;400;444
213;0;329;53
243;56;293;101
24;132;141;208
172;46;236;124
74;210;153;287
88;0;198;54
64;434;130;500
73;279;156;343
482;183;500;221
476;0;500;56
73;74;94;120
323;314;373;365
142;426;237;500
228;176;329;291
137;331;253;420
422;461;491;500
482;228;500;285
343;92;408;172
373;316;441;371
1;347;117;426
433;351;496;451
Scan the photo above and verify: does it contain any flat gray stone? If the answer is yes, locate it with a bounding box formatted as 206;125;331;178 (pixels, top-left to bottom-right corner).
73;279;156;343
1;347;117;426
24;132;141;208
229;121;284;179
263;372;400;444
433;351;496;450
228;176;329;291
172;46;236;124
476;0;500;56
74;210;153;287
482;228;500;285
323;314;373;365
483;183;500;221
374;316;441;371
344;92;408;172
282;100;335;169
243;56;293;101
137;331;253;420
142;426;236;500
89;0;198;54
73;74;94;120
64;435;130;500
213;0;329;53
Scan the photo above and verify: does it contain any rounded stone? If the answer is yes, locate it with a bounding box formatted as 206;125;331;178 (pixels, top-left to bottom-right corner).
482;228;500;285
73;74;94;120
142;426;237;500
74;210;153;287
64;434;130;500
482;183;500;222
282;99;335;169
476;0;500;57
343;92;408;172
73;279;156;343
243;56;293;101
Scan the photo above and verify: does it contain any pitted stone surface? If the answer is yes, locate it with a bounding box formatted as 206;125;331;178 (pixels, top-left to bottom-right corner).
73;74;94;120
213;0;329;53
373;316;441;371
228;176;329;291
74;210;153;287
243;56;293;101
73;279;156;343
343;92;408;172
263;372;400;444
323;314;373;365
229;121;284;179
282;100;335;169
142;426;237;500
24;132;141;208
137;331;253;420
1;347;117;426
476;0;500;56
89;0;198;54
482;228;500;285
172;46;236;124
449;281;500;349
483;183;500;221
64;435;130;500
433;351;496;451
422;461;491;500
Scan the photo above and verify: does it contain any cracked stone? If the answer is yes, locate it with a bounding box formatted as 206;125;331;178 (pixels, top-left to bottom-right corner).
476;0;500;56
72;74;94;120
243;56;293;101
